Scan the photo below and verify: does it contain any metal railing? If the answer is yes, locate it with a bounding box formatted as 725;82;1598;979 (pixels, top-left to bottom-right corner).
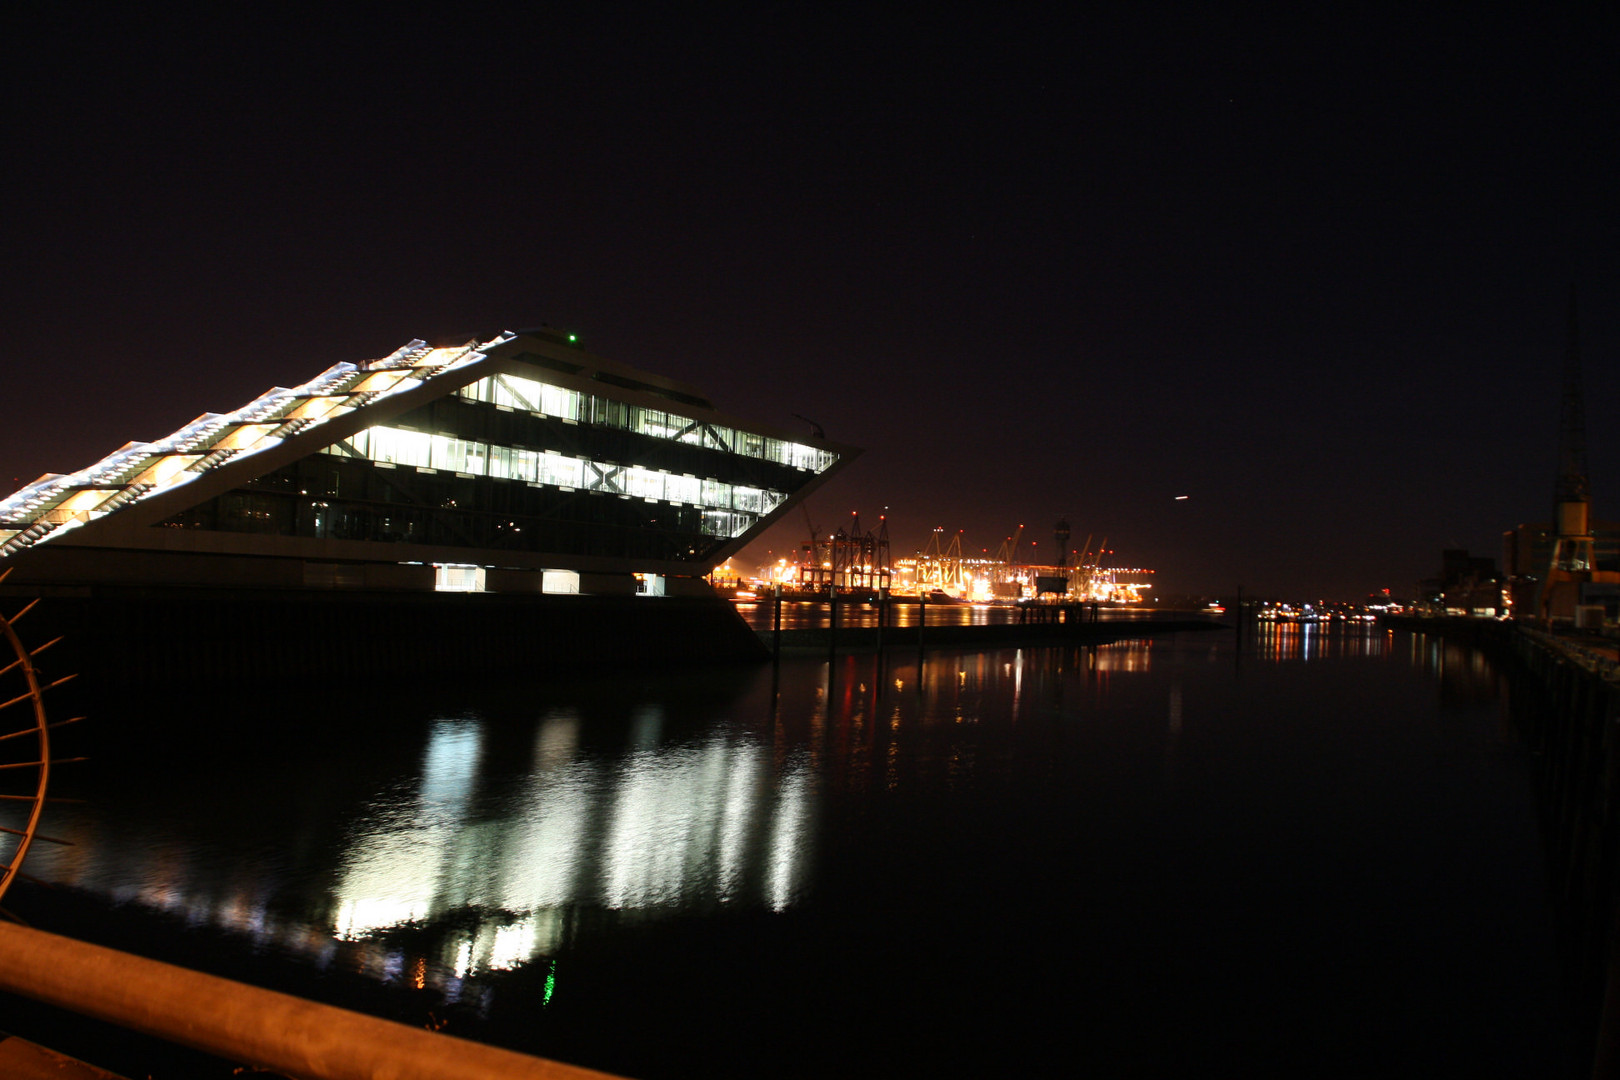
0;922;626;1080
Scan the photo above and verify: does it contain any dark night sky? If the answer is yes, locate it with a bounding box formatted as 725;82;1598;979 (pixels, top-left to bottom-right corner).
4;5;1617;600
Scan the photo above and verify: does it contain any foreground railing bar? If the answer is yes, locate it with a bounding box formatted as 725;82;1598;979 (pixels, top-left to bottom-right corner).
0;923;627;1080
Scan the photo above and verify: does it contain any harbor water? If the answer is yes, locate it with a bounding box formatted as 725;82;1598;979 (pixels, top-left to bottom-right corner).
4;621;1577;1076
732;596;1184;631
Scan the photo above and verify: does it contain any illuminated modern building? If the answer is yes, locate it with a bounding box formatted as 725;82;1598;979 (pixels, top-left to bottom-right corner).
0;329;851;592
0;330;854;679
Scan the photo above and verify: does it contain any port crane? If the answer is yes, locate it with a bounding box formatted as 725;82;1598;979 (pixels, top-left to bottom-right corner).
994;524;1024;566
799;503;821;568
796;507;892;593
916;528;964;592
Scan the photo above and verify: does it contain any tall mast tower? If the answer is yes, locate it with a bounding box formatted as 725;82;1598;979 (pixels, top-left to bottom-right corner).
1542;288;1597;618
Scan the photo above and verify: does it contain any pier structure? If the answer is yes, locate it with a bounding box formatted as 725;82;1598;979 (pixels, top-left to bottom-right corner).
1398;616;1620;1076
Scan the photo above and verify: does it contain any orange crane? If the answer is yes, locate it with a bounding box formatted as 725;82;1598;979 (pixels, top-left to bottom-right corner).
994;524;1024;565
798;502;823;586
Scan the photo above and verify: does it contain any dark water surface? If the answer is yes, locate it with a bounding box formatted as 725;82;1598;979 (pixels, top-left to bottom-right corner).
733;597;1190;630
6;624;1576;1077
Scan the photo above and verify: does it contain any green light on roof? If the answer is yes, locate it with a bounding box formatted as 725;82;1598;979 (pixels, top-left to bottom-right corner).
568;334;578;343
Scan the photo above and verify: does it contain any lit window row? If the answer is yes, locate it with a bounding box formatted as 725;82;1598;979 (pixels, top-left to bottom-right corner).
456;374;837;473
336;426;787;536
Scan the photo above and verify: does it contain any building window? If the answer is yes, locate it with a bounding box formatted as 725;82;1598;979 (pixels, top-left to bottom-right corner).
338;425;788;539
542;569;580;595
435;564;486;592
454;374;834;473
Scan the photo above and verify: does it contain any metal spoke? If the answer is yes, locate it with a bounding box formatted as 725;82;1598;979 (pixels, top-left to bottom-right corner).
0;716;82;745
0;636;60;679
0;572;76;914
0;757;86;771
3;598;39;626
0;825;72;845
0;673;76;712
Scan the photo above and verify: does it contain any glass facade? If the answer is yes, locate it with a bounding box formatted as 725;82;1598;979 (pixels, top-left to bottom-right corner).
156;368;839;567
455;372;836;473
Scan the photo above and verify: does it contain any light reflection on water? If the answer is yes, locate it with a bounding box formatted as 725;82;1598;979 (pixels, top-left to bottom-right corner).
735;599;1189;631
13;622;1567;1077
25;624;1389;964
333;715;484;938
322;713;809;979
31;631;1238;965
1250;619;1396;661
28;676;841;994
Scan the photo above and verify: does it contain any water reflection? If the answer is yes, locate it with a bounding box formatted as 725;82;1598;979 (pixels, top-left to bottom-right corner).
1249;619;1392;661
27;721;808;999
321;711;817;978
1406;631;1505;707
14;625;1570;1079
334;715;485;937
23;629;1453;1002
737;599;1191;631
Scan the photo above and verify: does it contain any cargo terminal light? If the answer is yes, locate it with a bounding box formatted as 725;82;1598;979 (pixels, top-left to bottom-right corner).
892;554;1154;604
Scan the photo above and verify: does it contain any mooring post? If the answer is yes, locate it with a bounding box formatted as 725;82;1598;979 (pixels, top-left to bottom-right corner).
875;588;886;654
917;596;926;658
827;586;838;660
772;583;782;663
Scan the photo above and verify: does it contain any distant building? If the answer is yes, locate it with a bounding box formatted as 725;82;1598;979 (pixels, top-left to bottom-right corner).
1503;522;1620;623
1418;548;1504;618
0;330;852;595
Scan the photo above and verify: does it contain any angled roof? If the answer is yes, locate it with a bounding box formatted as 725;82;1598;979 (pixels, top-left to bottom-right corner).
0;332;854;575
1;338;487;557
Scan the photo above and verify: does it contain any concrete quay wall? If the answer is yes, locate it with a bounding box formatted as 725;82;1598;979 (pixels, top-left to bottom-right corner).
1391;616;1620;1076
0;585;770;690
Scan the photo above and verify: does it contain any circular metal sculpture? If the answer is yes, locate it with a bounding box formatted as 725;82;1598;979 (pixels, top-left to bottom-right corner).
0;569;73;913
